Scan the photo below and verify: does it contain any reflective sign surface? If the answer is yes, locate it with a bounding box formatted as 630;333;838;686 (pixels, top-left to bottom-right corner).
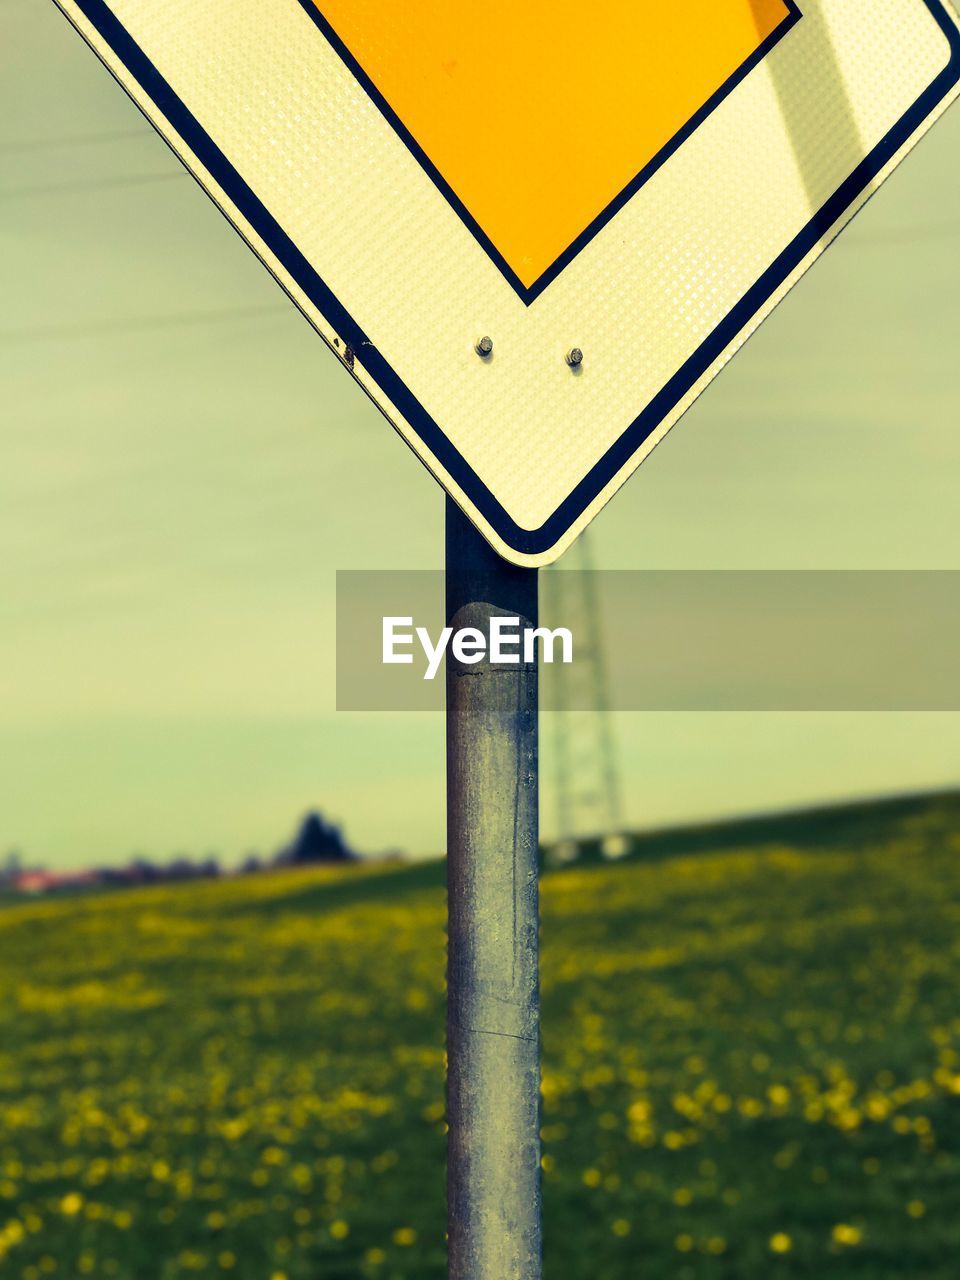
54;0;960;563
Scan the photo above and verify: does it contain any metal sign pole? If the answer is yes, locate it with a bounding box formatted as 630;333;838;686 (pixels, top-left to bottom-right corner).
445;496;542;1280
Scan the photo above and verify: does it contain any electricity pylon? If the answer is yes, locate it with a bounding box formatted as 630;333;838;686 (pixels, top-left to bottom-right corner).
542;532;624;862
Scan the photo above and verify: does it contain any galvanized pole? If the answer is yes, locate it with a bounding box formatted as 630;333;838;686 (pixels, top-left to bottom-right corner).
445;496;542;1280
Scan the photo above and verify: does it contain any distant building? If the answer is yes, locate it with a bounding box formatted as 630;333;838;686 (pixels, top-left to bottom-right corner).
10;869;98;895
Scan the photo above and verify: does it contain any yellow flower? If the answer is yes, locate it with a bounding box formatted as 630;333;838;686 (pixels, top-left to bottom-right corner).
393;1227;417;1246
60;1193;84;1216
832;1223;863;1246
675;1234;694;1253
330;1220;350;1240
769;1232;792;1254
907;1200;926;1219
612;1219;631;1237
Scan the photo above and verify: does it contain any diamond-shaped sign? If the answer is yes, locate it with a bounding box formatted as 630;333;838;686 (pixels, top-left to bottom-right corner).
54;0;960;564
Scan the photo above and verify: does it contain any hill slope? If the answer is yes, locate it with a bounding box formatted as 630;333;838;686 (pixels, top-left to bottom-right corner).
1;792;959;1278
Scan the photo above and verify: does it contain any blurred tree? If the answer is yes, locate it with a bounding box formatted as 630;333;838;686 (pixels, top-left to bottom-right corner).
276;813;355;865
0;851;23;884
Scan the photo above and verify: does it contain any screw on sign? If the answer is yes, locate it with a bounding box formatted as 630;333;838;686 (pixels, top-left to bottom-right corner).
48;0;960;1275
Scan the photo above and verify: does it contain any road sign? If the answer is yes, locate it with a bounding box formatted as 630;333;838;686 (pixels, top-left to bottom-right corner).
54;0;960;564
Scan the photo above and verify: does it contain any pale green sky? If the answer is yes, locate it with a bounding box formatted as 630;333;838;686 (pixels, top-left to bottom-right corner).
2;2;959;867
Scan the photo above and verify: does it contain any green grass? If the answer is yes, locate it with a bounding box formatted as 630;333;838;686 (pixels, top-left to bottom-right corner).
1;793;960;1279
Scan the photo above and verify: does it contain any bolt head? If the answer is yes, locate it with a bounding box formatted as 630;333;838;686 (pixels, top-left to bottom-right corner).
475;336;494;357
566;347;584;368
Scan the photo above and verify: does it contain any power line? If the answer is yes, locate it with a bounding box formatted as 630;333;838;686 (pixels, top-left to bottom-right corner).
843;219;960;247
0;128;151;153
0;302;289;346
0;171;186;200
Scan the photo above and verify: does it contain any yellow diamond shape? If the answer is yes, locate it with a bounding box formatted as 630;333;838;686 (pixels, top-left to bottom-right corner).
313;0;794;293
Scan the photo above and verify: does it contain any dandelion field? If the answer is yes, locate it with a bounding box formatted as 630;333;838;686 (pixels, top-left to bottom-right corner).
1;794;960;1279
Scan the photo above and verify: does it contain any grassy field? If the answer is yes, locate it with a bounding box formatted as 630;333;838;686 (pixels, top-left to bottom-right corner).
1;793;960;1279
